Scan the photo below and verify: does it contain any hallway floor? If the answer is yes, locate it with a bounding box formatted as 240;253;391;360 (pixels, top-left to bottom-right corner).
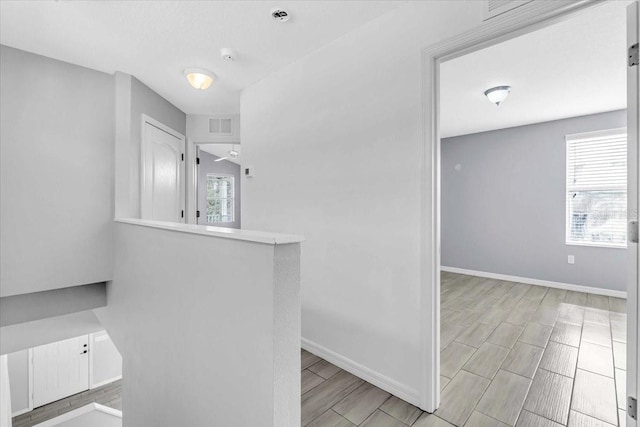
302;272;627;427
11;273;627;427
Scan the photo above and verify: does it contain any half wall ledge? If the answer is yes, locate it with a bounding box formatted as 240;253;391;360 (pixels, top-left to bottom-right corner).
114;218;304;245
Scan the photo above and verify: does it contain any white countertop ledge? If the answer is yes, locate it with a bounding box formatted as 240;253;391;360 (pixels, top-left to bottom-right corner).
114;218;304;245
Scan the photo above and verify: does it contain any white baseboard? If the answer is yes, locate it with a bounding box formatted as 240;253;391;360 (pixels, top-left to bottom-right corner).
441;266;627;299
90;375;122;390
301;337;421;408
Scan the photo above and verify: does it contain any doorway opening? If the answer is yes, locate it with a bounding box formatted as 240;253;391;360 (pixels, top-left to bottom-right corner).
195;143;242;229
422;1;637;425
8;331;123;425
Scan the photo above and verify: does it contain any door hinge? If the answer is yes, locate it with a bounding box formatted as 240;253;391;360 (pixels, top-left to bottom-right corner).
196;210;200;218
629;396;637;420
629;221;639;243
181;153;184;161
630;43;639;67
196;157;200;165
181;210;184;218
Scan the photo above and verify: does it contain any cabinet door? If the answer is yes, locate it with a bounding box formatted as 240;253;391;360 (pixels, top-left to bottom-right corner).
33;335;89;407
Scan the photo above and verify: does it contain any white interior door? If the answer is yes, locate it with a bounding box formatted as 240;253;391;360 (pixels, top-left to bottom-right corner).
627;2;639;427
33;335;89;407
141;117;185;222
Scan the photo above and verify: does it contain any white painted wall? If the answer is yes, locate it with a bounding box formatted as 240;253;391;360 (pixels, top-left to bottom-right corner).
240;1;483;404
8;349;30;416
89;332;122;389
0;45;114;297
95;220;301;426
0;311;104;356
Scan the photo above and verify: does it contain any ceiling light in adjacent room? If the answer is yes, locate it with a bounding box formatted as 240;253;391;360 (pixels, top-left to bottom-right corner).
215;146;239;162
484;85;512;106
184;68;215;90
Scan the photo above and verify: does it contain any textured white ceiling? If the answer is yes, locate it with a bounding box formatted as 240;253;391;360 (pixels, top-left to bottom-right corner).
440;1;629;138
0;0;402;115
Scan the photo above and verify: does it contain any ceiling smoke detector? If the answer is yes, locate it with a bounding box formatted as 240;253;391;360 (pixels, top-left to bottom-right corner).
221;48;236;62
271;9;290;22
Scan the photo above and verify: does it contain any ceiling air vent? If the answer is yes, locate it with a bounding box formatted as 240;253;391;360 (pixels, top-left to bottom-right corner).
483;0;533;20
209;118;233;135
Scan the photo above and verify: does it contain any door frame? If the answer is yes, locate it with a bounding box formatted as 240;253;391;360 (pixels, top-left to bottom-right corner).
419;0;635;413
11;348;34;417
186;141;240;225
627;1;639;424
140;114;186;222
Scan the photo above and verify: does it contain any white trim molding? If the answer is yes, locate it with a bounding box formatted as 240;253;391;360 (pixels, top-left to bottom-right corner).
441;266;627;299
90;376;122;390
140;114;186;223
32;403;122;427
301;338;421;408
12;348;35;417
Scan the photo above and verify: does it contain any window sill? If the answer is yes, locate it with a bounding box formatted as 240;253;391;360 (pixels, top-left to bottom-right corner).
565;241;627;249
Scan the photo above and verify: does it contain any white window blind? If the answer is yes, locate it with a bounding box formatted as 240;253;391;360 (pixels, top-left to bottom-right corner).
206;174;234;223
566;128;627;248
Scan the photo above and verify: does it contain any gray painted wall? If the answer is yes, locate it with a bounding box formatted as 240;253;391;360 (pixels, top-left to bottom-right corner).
441;110;627;292
1;45;114;297
0;283;106;327
197;150;241;229
114;72;187;219
127;76;187;218
131;77;186;136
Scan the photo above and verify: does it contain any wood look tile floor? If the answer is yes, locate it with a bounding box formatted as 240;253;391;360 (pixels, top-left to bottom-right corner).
302;272;627;427
11;380;122;427
13;273;626;427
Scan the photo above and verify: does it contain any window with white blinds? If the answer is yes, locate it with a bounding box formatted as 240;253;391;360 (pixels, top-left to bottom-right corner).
566;128;627;248
206;174;234;223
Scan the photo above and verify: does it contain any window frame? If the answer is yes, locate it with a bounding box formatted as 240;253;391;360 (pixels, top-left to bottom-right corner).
205;173;235;224
565;127;627;249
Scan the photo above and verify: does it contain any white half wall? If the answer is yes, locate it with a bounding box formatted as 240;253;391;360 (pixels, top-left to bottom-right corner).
96;220;302;426
240;1;483;406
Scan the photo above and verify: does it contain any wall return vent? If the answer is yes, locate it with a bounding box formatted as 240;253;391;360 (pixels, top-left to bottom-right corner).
209;118;233;135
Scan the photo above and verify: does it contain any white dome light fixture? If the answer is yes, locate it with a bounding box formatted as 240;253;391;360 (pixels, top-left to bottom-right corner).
184;68;215;90
484;85;512;106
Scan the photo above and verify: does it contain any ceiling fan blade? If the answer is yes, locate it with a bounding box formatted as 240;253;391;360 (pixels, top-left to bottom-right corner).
214;156;228;162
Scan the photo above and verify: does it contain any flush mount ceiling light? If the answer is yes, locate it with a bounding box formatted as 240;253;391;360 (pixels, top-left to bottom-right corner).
184;68;215;90
484;85;512;106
